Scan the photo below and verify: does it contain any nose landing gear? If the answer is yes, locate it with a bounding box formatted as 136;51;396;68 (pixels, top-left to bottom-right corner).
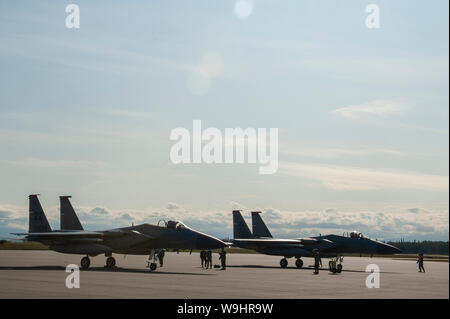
105;256;116;268
329;255;344;273
147;249;158;272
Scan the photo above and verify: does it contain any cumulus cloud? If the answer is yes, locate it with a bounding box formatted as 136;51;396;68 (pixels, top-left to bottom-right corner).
166;202;180;211
89;207;109;215
0;202;447;241
262;208;281;220
0;210;12;218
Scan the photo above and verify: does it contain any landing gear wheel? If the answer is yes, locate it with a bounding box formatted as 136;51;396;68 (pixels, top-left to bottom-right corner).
149;262;157;272
329;260;337;273
295;259;303;269
81;256;90;270
337;264;343;273
106;257;116;268
280;258;288;268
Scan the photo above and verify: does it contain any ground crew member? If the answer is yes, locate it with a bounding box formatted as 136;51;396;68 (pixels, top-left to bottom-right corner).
417;253;425;273
200;250;206;268
204;251;210;269
219;248;227;270
206;250;212;269
313;249;321;274
157;249;165;267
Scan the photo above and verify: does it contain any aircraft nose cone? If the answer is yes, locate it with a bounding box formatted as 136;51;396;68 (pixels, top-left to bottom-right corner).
380;242;402;254
196;233;226;249
390;245;402;254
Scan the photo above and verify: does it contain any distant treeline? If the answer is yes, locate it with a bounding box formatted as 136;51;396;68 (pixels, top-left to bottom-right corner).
387;240;449;255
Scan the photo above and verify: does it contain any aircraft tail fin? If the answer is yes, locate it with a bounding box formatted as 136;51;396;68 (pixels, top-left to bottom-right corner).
60;196;83;230
28;194;51;233
232;210;253;239
251;211;272;238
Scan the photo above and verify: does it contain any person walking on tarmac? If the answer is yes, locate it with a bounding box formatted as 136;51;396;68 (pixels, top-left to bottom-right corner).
313;249;322;275
200;250;206;268
219;248;227;270
205;252;210;269
206;250;213;269
417;253;425;273
157;249;165;267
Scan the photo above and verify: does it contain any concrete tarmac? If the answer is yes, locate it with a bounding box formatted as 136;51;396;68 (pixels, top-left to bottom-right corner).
0;250;447;299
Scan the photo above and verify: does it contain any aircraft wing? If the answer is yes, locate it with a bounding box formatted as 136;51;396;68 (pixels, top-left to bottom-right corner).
12;231;104;237
297;238;333;245
233;237;334;249
233;238;304;249
11;231;105;242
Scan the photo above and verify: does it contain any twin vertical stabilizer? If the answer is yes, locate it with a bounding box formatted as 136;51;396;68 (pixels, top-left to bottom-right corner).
233;210;273;239
26;195;84;232
60;196;83;230
28;194;51;233
251;211;272;238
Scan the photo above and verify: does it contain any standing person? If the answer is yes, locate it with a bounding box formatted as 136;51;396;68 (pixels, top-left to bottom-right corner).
200;250;206;268
157;249;165;267
417;253;425;273
313;249;321;275
204;252;210;269
207;250;213;269
219;248;227;270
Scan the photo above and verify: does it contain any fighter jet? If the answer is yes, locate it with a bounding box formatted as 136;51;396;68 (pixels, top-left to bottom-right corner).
12;195;226;271
233;210;401;271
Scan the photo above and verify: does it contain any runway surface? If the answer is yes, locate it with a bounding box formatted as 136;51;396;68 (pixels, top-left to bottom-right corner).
0;250;447;298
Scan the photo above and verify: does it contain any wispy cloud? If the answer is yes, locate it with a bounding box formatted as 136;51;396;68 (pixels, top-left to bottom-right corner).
330;100;448;135
3;158;104;169
279;162;449;191
280;144;406;159
331;99;406;119
187;52;224;95
0;34;193;76
106;109;154;119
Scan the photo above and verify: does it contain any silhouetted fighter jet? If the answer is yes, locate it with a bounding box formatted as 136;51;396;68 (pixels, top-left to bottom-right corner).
12;195;226;271
233;210;401;271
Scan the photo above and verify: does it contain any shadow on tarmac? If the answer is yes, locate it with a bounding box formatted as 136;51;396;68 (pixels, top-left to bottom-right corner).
0;266;214;276
227;265;399;274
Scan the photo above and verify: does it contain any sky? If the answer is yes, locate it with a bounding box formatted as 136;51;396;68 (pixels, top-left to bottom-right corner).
0;0;448;241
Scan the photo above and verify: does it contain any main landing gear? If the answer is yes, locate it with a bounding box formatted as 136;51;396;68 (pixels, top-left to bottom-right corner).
106;256;116;268
80;254;117;270
104;252;116;269
280;258;288;268
279;258;304;269
80;256;90;269
295;258;304;269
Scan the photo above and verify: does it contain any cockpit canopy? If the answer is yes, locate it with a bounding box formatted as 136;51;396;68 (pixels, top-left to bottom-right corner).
350;231;364;239
165;220;188;230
